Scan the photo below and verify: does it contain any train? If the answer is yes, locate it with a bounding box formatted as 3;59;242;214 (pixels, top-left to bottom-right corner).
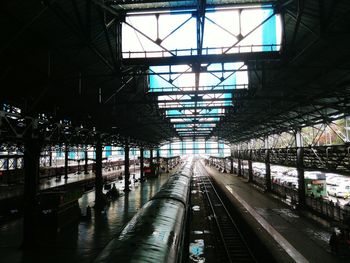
0;159;138;185
93;158;193;263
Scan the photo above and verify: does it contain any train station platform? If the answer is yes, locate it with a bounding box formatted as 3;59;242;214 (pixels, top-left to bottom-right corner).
203;161;349;263
0;165;181;263
0;165;139;202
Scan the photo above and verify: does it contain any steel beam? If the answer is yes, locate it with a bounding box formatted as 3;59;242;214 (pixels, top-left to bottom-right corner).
150;89;246;96
165;114;224;119
157;97;233;103
160;105;232;110
172;120;219;125
122;51;280;66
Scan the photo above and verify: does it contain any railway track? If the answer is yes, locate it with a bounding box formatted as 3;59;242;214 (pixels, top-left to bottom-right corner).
196;161;256;263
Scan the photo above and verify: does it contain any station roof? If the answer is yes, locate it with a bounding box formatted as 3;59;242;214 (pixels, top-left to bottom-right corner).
1;0;350;146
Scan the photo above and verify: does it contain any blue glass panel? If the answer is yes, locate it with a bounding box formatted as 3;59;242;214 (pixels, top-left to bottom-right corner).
262;9;277;51
105;146;112;157
69;151;75;159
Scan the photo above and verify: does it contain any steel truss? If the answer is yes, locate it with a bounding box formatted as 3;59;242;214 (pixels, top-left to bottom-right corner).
0;106;159;151
233;145;350;175
231;117;350;174
115;2;281;139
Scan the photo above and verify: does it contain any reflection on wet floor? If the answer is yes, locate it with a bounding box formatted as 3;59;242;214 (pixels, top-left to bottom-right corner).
189;239;205;263
0;172;171;263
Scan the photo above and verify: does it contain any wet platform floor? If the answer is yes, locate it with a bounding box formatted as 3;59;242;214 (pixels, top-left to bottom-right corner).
0;168;177;263
204;161;349;263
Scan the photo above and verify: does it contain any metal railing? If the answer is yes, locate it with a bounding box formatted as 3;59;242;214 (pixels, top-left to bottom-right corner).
149;84;249;93
123;44;281;59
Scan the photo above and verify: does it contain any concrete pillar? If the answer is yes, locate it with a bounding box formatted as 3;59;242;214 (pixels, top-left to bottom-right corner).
140;147;144;181
64;145;69;179
296;130;305;207
84;148;88;174
124;143;130;192
248;150;253;183
22;135;41;248
95;140;104;207
166;159;169;173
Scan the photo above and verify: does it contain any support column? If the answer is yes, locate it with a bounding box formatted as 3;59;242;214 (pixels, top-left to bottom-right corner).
223;158;227;173
265;138;271;191
230;149;234;174
149;148;153;164
22;127;41;248
248;150;253;183
84;148;88;174
296;130;305;208
156;148;160;175
166;159;169;173
237;156;242;176
64;145;69;180
140;147;144;181
49;148;52;167
95;140;104;208
77;148;81;174
124;143;130;192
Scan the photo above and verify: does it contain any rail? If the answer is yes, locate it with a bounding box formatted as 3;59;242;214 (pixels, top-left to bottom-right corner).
210;161;350;226
196;161;256;262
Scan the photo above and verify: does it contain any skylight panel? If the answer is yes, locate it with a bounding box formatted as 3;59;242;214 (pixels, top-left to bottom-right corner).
122;4;281;139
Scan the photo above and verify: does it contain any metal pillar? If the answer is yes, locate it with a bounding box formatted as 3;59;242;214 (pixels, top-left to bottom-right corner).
296;130;305;207
248;150;253;183
49;149;52;167
64;145;69;180
149;148;153;164
237;157;242;176
124;143;130;192
156;149;160;175
95;140;104;207
140;147;144;181
230;148;234;174
265;138;271;191
22;135;41;248
84;148;88;174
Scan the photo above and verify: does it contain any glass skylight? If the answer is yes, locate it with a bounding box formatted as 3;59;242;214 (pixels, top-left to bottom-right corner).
122;5;281;139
